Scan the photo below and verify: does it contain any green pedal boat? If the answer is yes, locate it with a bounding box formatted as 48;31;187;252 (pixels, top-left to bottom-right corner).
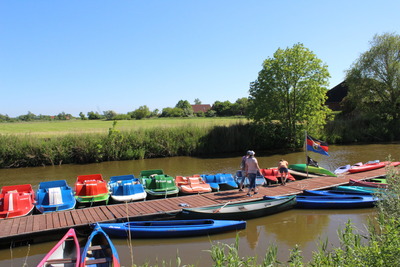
139;169;179;197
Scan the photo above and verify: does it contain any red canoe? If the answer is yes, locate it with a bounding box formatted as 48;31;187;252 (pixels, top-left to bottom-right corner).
260;168;295;183
349;178;388;189
348;161;400;173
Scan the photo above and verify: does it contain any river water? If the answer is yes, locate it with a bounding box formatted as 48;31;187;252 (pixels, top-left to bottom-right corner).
0;143;398;266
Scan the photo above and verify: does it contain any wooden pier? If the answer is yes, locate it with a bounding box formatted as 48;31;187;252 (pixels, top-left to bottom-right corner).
0;168;389;247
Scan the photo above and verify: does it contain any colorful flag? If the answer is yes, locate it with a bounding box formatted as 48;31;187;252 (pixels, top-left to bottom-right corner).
306;135;329;156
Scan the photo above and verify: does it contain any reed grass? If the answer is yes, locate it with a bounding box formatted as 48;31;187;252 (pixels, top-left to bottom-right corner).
0;122;289;168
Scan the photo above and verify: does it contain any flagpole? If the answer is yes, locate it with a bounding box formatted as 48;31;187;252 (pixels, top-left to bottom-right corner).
305;130;309;178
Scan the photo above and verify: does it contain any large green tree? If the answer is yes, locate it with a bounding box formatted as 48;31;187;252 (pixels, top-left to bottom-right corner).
345;33;400;139
248;43;330;147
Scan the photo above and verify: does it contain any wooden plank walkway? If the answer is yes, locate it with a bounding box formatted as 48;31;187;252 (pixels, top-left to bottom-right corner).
0;167;388;247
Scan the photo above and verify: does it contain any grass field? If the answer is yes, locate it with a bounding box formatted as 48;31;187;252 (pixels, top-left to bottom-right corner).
0;117;248;136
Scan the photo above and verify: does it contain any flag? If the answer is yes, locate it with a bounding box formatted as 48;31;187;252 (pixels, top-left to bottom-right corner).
306;135;329;156
307;156;319;167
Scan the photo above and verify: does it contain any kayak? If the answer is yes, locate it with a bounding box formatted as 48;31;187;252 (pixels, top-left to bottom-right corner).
97;219;246;238
349;178;388;189
334;162;363;174
288;164;337;177
348;161;400;173
295;194;377;209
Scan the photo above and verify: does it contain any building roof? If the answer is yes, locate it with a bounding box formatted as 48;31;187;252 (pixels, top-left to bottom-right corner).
326;81;348;103
191;104;212;113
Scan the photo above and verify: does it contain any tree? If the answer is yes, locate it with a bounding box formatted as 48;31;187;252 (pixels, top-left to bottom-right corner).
248;43;330;147
194;98;202;105
79;112;87;120
131;105;151;120
103;110;117;120
87;111;102;120
345;32;400;139
231;97;249;116
175;100;193;117
212;100;233;116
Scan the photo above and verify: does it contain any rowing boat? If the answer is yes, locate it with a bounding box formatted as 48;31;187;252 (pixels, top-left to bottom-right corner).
97;219;246;238
179;196;296;220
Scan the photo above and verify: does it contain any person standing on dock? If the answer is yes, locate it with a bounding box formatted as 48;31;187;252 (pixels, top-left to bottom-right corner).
278;159;289;185
245;150;260;196
238;150;251;191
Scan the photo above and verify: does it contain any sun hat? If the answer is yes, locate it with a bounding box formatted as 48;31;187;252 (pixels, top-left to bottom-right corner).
248;150;255;156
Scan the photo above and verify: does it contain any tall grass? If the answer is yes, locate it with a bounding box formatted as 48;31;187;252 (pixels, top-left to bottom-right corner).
0;122;290;168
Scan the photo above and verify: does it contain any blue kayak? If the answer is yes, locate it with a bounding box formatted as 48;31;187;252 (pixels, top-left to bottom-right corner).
97;219;246;238
295;194;377;209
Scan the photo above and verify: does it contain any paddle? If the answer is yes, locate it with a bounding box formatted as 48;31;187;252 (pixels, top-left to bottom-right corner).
213;201;230;213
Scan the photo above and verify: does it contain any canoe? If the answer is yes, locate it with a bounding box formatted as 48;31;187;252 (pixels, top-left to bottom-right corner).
302;189;380;198
370;178;387;183
37;228;80;267
234;170;265;187
259;168;295;183
349;178;388;189
348;161;387;173
81;223;120;267
288;164;337;177
36;180;76;213
139;169;179;197
333;185;387;194
201;173;238;191
108;174;147;202
74;174;110;204
175;175;212;194
0;184;35;219
179;196;296;220
97;219;246;238
295;194;377;209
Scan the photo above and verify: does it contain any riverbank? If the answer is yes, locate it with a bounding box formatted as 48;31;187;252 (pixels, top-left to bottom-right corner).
0;120;288;168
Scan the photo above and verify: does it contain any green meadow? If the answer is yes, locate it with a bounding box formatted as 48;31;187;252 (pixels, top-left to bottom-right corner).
0;117;248;136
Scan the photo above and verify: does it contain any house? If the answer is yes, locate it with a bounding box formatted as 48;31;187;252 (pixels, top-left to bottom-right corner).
191;104;212;114
326;81;348;111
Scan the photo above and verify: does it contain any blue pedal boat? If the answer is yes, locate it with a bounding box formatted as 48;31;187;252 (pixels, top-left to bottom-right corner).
201;173;238;191
36;180;76;213
96;219;246;238
108;174;147;202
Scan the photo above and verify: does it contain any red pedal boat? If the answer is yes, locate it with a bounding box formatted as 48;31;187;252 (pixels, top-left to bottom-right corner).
260;168;295;183
0;184;35;219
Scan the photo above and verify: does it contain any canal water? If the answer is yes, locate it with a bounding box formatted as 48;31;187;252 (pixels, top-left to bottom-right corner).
0;143;398;266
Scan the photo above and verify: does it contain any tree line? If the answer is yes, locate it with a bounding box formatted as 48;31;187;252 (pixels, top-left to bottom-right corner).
0;98;249;122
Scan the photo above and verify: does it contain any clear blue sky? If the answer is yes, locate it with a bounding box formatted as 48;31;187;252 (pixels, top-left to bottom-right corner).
1;1;399;117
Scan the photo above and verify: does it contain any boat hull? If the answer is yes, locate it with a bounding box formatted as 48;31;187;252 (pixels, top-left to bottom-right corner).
180;196;296;220
37;228;80;267
349;179;388;189
295;195;377;209
108;175;147;202
97;219;246;238
288;164;336;177
0;184;35;219
81;224;120;267
36;180;76;213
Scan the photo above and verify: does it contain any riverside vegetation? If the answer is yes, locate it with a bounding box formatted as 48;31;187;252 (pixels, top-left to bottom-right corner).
0;119;288;168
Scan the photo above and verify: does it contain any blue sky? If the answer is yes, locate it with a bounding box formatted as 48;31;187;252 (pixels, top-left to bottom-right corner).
1;1;399;117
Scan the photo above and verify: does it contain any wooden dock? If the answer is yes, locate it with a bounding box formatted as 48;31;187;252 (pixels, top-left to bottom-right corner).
0;168;388;247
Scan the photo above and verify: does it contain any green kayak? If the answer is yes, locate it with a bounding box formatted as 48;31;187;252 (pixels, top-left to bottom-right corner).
288;164;337;177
